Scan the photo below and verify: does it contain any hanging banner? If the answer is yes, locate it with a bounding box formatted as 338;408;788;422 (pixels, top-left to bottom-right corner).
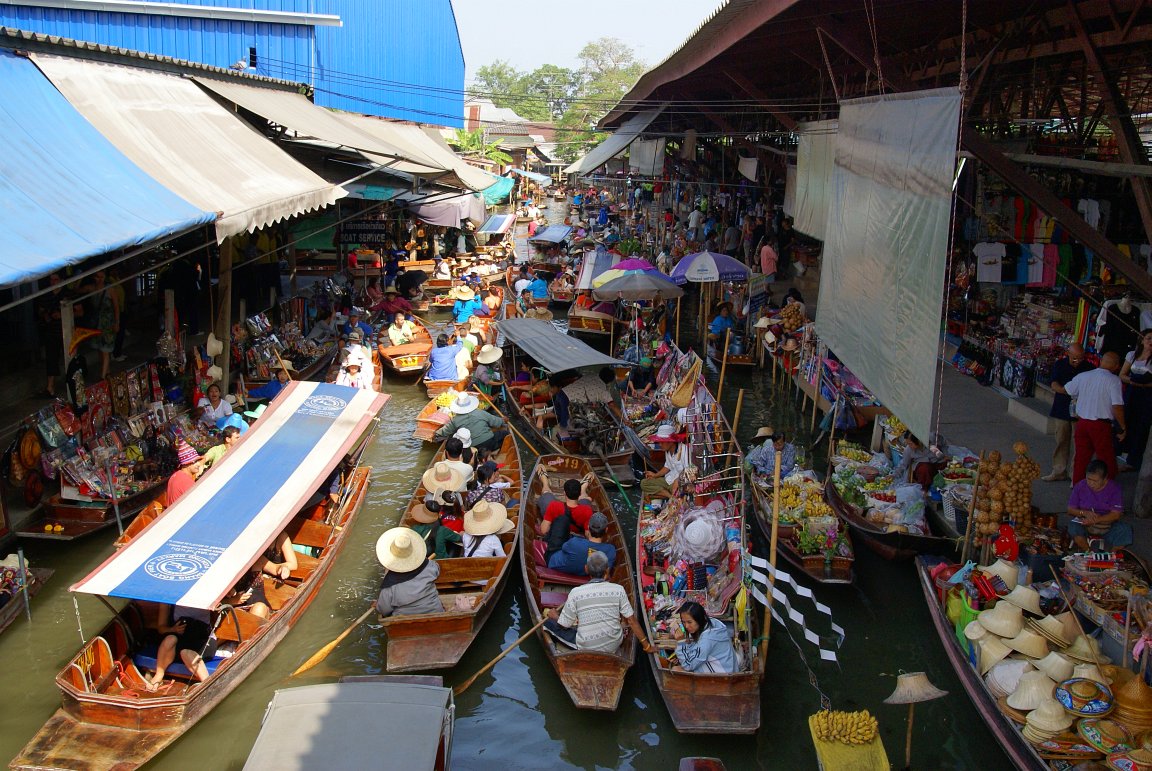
815;88;962;443
793;120;837;240
629;138;666;176
738;156;758;182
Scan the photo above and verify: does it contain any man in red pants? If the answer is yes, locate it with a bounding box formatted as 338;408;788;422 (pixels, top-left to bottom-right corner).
1065;351;1127;483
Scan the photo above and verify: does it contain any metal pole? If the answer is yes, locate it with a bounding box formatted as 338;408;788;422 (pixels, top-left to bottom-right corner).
675;296;681;348
761;449;783;659
17;547;31;623
717;329;732;405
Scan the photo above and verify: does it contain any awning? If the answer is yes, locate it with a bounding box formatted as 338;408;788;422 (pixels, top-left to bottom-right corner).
477;214;515;234
528;225;572;244
498;318;628;372
509;167;550;184
0;50;214;287
481;175;514;205
32;54;346;240
397;190;485;227
563;107;664;175
575;247;622;290
72;382;387;608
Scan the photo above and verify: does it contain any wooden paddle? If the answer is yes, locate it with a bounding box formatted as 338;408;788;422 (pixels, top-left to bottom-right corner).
475;390;540;453
453;617;548;696
596;448;637;515
291;603;376;677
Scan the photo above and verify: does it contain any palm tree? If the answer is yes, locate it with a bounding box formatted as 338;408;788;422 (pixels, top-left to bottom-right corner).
451;128;513;165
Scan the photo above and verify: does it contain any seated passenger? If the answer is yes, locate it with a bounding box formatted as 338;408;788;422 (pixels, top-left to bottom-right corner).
671;600;739;674
144;604;215;691
543;551;653;653
548;512;616;575
464;461;515;509
1067;459;1133;551
461;501;514;558
375;527;443;617
425;334;463;381
538;477;595;562
227;531;298;619
409;495;463;559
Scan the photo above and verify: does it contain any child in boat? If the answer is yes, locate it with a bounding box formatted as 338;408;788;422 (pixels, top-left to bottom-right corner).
144;605;215;691
409;495;463;559
671;601;738;674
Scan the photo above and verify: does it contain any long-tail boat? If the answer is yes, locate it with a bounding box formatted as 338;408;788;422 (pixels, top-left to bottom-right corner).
825;479;956;560
12;382;387;770
377;433;522;672
0;566;53;637
519;454;637;709
748;481;854;585
568;246;621;338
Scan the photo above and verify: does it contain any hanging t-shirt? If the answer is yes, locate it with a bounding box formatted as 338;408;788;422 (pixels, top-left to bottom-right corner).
1026;244;1045;286
973;242;1005;283
1101;304;1142;357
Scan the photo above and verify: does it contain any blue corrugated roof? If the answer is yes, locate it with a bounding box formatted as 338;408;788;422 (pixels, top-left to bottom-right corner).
0;48;214;286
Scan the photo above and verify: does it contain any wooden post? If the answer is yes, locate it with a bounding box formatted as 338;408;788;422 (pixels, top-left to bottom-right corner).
675;296;681;348
163;289;176;335
761;449;783;659
216;239;234;391
960;450;986;565
727;388;745;467
60;297;75;366
810;378;820;433
903;703;915;770
717;328;732;405
289;247;299;298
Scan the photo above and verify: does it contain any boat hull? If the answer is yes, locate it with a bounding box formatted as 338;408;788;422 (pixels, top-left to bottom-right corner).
825;480;955;561
748;484;854;585
0;567;53;636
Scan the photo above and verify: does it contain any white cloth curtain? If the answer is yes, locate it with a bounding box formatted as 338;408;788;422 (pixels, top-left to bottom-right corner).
793;120;838;240
629;139;666;176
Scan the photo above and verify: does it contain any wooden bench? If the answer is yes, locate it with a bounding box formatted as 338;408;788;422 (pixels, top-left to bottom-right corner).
286;518;336;550
433;557;505;586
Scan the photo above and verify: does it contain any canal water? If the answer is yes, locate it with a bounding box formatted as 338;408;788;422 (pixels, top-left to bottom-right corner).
0;202;1012;769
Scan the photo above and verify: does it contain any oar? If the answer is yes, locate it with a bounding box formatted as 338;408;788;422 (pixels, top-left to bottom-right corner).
291;603;376;677
453;617;548;696
476;389;541;453
596;448;638;515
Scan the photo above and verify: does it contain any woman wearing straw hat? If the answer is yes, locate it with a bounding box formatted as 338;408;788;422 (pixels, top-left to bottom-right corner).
374;527;442;618
196;383;233;428
472;345;504;397
335;352;372;389
461;500;514;559
166;439;205;504
433;392;508;452
452;285;484;325
409;495;463;560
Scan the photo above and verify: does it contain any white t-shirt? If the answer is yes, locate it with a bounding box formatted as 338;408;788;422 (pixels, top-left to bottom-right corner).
973;242;1006;283
1065;368;1124;421
461;532;505;559
197;398;232;426
514;278;532;296
1126;351;1152;377
687;210;704;230
1027;244;1045;284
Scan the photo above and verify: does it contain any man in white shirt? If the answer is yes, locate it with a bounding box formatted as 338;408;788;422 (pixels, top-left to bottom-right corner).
513;268;533;297
686;206;704;241
1065;351;1127;483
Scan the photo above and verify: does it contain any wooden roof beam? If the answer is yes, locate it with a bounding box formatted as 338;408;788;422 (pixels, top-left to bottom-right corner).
725;72;799;131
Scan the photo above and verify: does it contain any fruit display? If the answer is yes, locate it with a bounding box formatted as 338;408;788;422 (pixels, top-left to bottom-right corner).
780;301;805;332
835;441;872;463
885;415;907;436
812;709;879;745
971;443;1042;540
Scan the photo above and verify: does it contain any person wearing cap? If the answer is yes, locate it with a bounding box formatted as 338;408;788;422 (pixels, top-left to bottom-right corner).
386;312;417;347
375;527;443;618
1067;459;1132;551
548;511;617;576
409;496;463;559
544;551;653;654
425;333;463;382
671;600;738;674
747;431;797;479
461;500;514;559
196;383;233;428
202;425;242;468
433;393;508;452
341;329;366;363
342;307;373;342
451;286;484;325
336;352;371;389
167;440;205;504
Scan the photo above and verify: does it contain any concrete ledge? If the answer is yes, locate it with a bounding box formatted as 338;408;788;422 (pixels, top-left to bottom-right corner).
1007;396;1057;435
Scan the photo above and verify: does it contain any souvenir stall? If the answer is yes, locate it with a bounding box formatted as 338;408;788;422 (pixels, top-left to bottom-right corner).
233;297;338;388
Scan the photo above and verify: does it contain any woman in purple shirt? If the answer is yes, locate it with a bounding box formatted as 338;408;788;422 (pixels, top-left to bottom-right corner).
1067;459;1132;550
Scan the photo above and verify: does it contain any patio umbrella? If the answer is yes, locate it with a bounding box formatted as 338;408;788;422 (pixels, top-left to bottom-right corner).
591;271;683;301
670;250;751;285
614;257;657;271
592;259;663;289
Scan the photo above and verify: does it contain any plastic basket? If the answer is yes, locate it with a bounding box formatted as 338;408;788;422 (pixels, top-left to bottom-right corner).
953;591;980;649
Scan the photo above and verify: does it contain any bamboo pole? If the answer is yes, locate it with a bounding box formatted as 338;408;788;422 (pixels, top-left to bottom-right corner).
717;329;732;405
726;389;745;467
810;374;820;434
960;450;986;565
761;449;783;660
675;296;681;348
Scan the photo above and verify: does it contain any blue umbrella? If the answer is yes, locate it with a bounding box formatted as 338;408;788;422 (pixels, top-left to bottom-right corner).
670;250;752;285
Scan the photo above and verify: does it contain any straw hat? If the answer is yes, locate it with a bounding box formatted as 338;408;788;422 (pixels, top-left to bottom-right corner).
1077;718;1132;753
754;316;771;329
1028;615;1073;648
1054;612;1081;646
410;496;440;524
977;601;1024;638
1107;748;1152;771
1077;663;1115;685
754;426;775;440
1007;670;1057;711
964;620;989;642
455;285;476;301
175;439;201;468
987;658;1033;696
526;307;554;321
421;461;465;493
453;427;472;449
1026;696;1075;732
979;559;1019;592
883;672;948;704
782;337;800;352
1065;634;1113;664
206;364;223;383
1057;677;1115;716
375;527;427;572
464;500;513;536
1034;651;1075;683
1002;585;1043;616
477;345;503;365
206;333;224;358
449;392;480;415
673;515;726;563
1113;674;1152;723
1004;628;1051;660
224;394;238;405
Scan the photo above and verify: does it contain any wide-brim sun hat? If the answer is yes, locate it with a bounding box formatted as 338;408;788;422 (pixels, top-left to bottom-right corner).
455;286;476;300
1034;651;1076;683
526;308;554;320
1003;584;1044;616
464;500;512;536
1065;634;1113;664
978;635;1013;675
477;345;503;365
1004;628;1052;660
449;392;480;415
1007;669;1057;711
979;559;1019;592
453;427;472;448
754;426;775;440
376;527;427;572
409;502;440;524
421;461;465;493
1027;696;1076;732
1028;615;1073;648
977;601;1024;638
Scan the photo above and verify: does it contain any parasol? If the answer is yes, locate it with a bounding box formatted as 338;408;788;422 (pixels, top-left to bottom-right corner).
670;250;752;285
591;271;683;301
613;258;657;271
592;260;663;289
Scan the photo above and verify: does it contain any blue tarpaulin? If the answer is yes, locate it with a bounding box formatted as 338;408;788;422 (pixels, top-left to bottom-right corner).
0;50;215;288
481;175;514;204
509;167;551;184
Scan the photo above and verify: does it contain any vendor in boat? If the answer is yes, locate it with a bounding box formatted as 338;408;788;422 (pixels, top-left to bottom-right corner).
893;432;946;490
598;367;625;417
641;436;692;498
410;495;464;559
306;309;339;342
537;379;571;435
627;358;656;397
202;425;241;467
196;383;233;428
549;511;616;575
342;307;374;342
246;364;294;402
228;530;298;619
372;285;413;318
461;501;514;559
746;431;797;479
375;527;443;618
552;270;575;294
167;440;205;504
144;604;216;691
434;393;508;452
386;312;417;347
1067;459;1133;551
708;302;737;343
515;288;533;317
335;352;372;389
425;333;463;382
544;551;654;654
671;600;739;674
472;345;504;395
451;286;484;325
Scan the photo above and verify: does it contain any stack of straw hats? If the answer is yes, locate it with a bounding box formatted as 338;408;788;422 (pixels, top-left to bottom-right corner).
1112;674;1152;733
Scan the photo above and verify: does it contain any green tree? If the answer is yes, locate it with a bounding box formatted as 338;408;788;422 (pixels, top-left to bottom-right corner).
471;59;523;100
450;128;513;165
517;64;580;122
556;37;647;161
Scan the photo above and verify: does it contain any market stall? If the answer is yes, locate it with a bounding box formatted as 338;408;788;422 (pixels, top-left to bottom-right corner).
233;297;338;388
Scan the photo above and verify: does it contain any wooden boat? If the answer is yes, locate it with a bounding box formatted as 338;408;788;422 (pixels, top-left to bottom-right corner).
519;454;637;709
378;318;434;376
748;481;854;585
243;342;338;390
505;263;558;309
12;383;386;771
245;676;454;771
112;495;167;549
17;481;165;541
378;433;522;672
825;479;957;561
915;556;1046;771
0;566;53;636
424;376;463;399
548;281;575;306
413;391;492;442
567;295;617;337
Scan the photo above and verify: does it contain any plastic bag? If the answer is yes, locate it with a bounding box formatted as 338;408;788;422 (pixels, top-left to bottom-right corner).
869;453;892;470
895;483;924;506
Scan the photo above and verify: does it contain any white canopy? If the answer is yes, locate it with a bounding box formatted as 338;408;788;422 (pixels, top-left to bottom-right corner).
32;54;345;240
564;107;664;175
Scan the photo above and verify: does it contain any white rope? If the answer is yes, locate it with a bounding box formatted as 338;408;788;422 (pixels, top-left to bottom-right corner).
816;29;842;103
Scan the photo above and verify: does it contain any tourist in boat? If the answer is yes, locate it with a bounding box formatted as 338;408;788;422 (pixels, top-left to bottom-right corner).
538;477;596;562
439;436;476;484
341;330;367;364
306;309;339;342
422;460;468;506
228;530;299;619
432;258;452;281
548;512;616;575
372;285;413;318
1067;459;1133;551
481;286;502;317
386;312;417;347
461;501;514;558
452;286;484;324
514;266;534;297
708;302;737;343
202;425;241;467
196;383;233;428
893;432;946;490
335;352;372;389
640;436;691;498
425;333;463;382
747;431;797;479
464;461;515;509
433;393;508;452
167;440;205;504
342;307;374;341
410;494;463;559
246;364;293;402
527;271;550;302
374;527;443;618
544;551;654;653
552;270;574;295
144;605;216;691
671;600;739;674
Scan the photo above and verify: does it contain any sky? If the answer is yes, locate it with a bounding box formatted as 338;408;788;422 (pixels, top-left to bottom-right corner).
450;0;721;81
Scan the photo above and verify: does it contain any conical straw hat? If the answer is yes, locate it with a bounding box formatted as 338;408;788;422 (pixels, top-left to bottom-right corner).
978;635;1013;675
1075;663;1114;686
1115;675;1152;714
1028;615;1072;648
1002;584;1043;616
979;558;1019;592
1004;628;1051;660
883;672;948;704
1007;669;1057;711
1034;651;1075;683
978;602;1024;638
1027;696;1075;732
988;658;1033;696
1065;634;1113;664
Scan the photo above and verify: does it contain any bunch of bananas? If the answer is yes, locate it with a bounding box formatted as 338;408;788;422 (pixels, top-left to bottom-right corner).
804;500;833;518
887;416;907;435
777;484;802;509
435;391;457;408
812;709;879;745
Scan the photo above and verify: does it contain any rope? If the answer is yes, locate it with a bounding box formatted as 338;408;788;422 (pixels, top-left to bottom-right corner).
863;0;885;94
817;30;842;103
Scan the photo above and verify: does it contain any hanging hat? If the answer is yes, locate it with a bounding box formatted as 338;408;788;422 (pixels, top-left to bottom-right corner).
477;345;503;365
455;286;476;301
977;601;1024;638
1002;584;1043;616
421;461;465;494
243;403;267;421
782;337;800;352
206;364;223;383
375;527;427;572
453;427;473;449
1034;651;1075;683
206;333;224;358
175;439;201;468
449;392;480;415
464;500;513;536
224;394;238;405
977;635;1014;675
1026;696;1076;733
526;307;554;321
754;426;775;440
1004;628;1051;660
1065;634;1113;664
1028;615;1072;648
410;494;441;524
1007;670;1057;711
884;672;948;705
979;559;1019;592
